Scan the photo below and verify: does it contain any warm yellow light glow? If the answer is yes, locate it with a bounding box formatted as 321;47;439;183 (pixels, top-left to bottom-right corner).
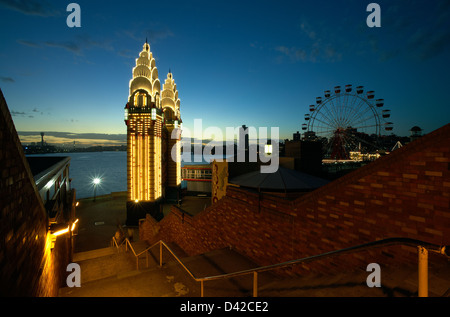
53;226;70;236
71;219;79;231
155;132;162;199
145;133;150;200
44;230;54;256
75;201;79;207
135;199;139;203
130;133;135;200
137;133;140;200
176;140;181;185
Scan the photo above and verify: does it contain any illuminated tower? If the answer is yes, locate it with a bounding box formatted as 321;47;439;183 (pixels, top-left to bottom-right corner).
124;41;181;223
161;71;182;198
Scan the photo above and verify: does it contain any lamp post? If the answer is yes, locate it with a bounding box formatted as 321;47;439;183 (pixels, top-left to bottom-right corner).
93;178;101;202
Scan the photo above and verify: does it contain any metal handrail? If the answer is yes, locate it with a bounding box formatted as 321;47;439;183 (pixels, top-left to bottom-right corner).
200;238;446;280
111;236;155;269
111;236;448;297
111;236;127;249
155;237;448;297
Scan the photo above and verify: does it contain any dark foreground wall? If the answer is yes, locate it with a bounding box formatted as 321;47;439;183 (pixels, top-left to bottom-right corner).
0;89;71;296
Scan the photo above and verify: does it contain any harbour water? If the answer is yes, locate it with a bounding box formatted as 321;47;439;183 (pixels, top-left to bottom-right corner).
27;151;222;199
27;151;127;199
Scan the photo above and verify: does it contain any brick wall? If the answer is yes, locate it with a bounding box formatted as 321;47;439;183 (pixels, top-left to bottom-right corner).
0;89;70;296
140;124;450;275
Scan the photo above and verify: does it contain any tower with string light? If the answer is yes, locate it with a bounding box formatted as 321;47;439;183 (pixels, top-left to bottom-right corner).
124;40;182;223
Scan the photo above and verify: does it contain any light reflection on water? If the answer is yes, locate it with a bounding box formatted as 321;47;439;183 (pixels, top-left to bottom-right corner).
27;151;127;199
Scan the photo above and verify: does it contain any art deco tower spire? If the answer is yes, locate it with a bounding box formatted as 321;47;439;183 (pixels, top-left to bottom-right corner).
124;42;181;224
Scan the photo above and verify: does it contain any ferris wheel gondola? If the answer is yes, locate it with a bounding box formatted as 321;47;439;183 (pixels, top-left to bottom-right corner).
356;86;364;94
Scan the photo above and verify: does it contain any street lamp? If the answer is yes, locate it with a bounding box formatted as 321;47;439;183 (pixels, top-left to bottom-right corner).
264;143;273;155
93;177;101;201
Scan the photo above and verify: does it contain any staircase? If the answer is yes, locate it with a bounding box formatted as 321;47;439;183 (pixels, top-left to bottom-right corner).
59;241;450;297
59;241;270;297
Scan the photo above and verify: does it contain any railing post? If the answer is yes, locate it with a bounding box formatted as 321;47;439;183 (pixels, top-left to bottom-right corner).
201;280;204;297
253;271;258;297
159;241;163;267
418;246;428;297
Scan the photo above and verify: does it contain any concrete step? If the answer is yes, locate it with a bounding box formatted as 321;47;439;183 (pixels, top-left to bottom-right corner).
60;244;200;297
59;262;199;297
257;262;450;297
73;246;117;262
60;245;274;297
75;250;138;284
151;246;275;297
258;269;390;297
128;240;150;255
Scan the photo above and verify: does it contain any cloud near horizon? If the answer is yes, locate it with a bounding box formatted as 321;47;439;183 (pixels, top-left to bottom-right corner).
11;107;45;118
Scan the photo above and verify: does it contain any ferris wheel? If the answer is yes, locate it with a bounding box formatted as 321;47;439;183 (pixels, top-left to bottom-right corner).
302;84;393;160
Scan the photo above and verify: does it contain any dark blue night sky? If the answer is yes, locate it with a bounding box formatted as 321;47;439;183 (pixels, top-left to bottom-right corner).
1;0;449;143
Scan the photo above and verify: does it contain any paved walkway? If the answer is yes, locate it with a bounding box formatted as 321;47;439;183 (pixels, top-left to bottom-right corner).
74;192;211;252
74;193;129;253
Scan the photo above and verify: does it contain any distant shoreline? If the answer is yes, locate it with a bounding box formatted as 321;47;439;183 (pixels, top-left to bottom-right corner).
23;145;126;155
